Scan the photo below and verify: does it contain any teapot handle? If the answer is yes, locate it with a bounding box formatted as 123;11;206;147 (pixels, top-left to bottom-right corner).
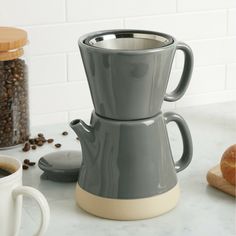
164;42;193;102
164;112;193;172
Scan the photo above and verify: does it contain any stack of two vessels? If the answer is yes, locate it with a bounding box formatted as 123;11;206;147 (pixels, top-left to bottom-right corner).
70;29;194;220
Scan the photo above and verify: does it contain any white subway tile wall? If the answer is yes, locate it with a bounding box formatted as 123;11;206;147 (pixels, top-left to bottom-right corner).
30;54;67;85
177;0;236;12
67;0;177;21
228;9;236;36
169;65;226;95
67;53;86;82
0;0;235;125
125;11;228;40
0;0;65;26
226;63;236;89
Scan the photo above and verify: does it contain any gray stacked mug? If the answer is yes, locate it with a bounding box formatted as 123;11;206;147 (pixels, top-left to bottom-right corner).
71;29;194;220
79;29;193;120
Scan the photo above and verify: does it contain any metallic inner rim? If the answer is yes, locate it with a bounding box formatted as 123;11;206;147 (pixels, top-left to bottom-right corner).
85;32;173;50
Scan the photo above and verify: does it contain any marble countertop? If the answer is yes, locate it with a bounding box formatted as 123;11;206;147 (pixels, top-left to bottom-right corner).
1;102;235;236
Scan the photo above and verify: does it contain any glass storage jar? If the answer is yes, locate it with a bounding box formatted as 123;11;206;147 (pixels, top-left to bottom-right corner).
0;27;30;149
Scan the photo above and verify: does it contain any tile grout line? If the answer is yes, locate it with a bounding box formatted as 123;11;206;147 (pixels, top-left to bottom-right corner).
30;80;88;89
175;90;236;108
18;9;230;29
29;35;236;57
21;17;125;29
64;0;68;22
226;9;229;36
116;9;229;21
28;63;229;88
31;107;94;116
31;90;236;121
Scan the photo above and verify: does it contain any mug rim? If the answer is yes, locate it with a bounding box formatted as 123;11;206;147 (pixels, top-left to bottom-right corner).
79;29;176;54
0;155;22;184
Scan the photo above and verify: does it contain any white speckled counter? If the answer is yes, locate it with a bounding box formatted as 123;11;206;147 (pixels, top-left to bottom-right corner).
1;102;235;236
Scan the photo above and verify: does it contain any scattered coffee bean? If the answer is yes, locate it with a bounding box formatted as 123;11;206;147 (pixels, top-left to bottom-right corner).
37;141;43;147
26;142;30;147
21;132;66;152
22;159;35;169
22;142;30;152
28;162;36;166
22;147;28;152
76;137;80;141
47;138;54;143
41;137;47;143
23;159;30;165
38;133;44;138
29;138;35;145
35;138;41;143
22;165;29;170
55;143;61;148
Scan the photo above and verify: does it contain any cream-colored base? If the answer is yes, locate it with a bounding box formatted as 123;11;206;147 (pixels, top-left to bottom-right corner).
75;183;180;220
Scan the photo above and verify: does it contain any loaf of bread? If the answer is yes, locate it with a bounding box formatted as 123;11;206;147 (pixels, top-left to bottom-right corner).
220;144;236;186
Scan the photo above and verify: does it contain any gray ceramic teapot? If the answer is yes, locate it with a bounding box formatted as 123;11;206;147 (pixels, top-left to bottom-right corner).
70;111;193;220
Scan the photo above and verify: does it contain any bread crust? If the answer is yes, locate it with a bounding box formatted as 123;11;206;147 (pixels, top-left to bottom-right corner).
220;144;236;186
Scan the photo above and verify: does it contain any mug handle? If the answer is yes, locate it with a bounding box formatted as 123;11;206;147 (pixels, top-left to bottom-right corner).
13;186;50;236
164;112;193;172
164;42;194;102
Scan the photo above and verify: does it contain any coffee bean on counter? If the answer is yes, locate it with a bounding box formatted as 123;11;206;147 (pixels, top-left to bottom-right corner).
35;138;41;143
22;142;30;152
76;137;80;141
47;139;54;143
21;132;67;152
25;142;30;147
23;159;30;165
36;141;43;147
38;133;44;138
29;138;35;145
22;165;29;170
55;143;61;148
0;59;29;148
28;162;36;166
41;137;47;143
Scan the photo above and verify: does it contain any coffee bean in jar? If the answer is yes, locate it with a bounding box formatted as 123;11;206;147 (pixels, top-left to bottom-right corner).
0;27;30;149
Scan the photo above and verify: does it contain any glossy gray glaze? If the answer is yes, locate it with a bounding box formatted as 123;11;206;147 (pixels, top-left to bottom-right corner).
79;29;193;120
70;111;193;199
38;150;82;182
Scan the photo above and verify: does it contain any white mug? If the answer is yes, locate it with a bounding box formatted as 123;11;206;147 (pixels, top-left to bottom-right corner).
0;155;50;236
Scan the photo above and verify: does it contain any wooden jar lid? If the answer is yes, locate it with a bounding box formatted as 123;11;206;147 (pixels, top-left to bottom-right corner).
0;27;27;51
0;27;27;61
0;48;24;61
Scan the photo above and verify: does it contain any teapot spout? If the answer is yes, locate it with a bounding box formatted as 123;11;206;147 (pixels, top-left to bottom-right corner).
70;119;94;143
